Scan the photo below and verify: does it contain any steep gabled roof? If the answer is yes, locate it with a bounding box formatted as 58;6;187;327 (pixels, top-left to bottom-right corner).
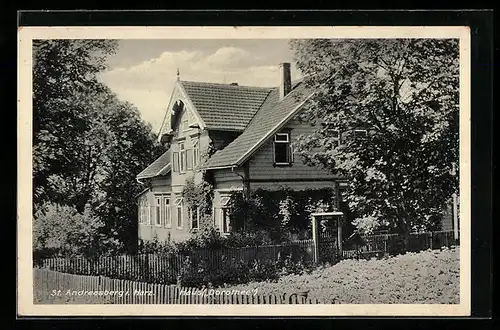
180;81;273;131
202;81;313;169
136;150;171;180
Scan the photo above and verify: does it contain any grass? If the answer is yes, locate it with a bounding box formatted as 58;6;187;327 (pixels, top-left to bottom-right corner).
222;246;460;304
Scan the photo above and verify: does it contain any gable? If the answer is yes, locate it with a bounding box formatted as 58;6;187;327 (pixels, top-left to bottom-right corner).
158;81;206;141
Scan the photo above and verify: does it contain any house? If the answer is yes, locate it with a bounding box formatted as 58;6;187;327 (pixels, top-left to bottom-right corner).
135;62;457;243
135;63;346;243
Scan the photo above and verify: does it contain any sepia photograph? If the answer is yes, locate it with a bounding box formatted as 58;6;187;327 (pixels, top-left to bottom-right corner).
17;26;471;316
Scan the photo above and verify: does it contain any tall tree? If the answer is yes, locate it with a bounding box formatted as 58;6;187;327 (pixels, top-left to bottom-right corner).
33;40;163;254
33;39;119;206
291;39;459;245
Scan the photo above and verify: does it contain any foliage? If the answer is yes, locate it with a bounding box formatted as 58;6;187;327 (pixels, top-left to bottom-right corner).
32;39;164;254
181;175;214;219
225;246;460;304
33;202;119;258
139;226;276;254
290;39;459;240
228;188;338;241
176;250;313;288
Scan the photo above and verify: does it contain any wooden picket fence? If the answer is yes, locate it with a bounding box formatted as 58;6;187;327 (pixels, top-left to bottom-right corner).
33;268;322;304
36;240;315;284
342;230;459;259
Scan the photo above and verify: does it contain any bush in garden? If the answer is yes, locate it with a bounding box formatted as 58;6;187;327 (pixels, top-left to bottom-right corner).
227;188;338;242
33;202;119;260
174;248;312;288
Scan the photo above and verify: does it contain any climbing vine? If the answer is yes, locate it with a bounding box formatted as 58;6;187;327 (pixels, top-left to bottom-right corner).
227;188;339;242
181;175;214;226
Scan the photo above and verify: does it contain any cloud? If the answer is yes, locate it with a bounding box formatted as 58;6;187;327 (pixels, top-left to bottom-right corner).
100;46;302;132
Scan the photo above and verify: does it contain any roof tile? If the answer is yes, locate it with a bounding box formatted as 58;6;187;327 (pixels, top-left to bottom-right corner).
181;81;272;131
203;81;311;169
136;150;171;179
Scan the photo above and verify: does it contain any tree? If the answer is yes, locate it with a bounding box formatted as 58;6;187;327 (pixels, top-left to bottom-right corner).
33;39;119;206
33;202;116;258
33;40;164;254
290;39;459;247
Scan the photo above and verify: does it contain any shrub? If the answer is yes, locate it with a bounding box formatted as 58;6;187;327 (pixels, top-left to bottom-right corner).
33;202;118;259
228;188;338;242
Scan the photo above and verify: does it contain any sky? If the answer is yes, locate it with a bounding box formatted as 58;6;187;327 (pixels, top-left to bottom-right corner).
99;39;303;132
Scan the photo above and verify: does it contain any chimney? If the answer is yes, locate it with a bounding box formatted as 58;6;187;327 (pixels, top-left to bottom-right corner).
279;62;292;101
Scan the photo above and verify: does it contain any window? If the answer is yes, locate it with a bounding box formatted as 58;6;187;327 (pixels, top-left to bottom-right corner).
216;196;231;235
179;143;186;172
221;208;231;234
148;203;153;225
175;197;183;228
354;129;367;140
192;139;200;168
139;197;148;225
186;147;193;171
173;151;179;172
154;197;162;226
189;207;199;230
162;196;171;228
274;132;293;165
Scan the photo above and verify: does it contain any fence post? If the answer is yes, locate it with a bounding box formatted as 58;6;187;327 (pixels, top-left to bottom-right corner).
337;215;343;259
311;215;319;264
430;232;433;250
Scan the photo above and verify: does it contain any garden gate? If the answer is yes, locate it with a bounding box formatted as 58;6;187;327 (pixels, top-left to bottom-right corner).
311;212;343;263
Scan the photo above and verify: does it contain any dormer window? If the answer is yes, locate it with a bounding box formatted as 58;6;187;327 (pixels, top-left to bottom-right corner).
274;132;293;165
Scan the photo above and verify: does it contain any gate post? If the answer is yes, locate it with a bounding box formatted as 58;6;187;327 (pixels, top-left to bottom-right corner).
337;215;343;259
311;214;319;264
311;211;344;264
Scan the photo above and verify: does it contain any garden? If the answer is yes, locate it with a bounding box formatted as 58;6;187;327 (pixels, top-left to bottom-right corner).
223;246;460;304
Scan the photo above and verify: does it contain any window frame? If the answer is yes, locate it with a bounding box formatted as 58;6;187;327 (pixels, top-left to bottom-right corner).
216;195;231;235
175;197;184;229
162;196;171;228
173;151;180;172
273;132;293;165
179;142;186;173
186;147;193;171
189;206;200;231
138;197;147;225
147;202;152;226
192;138;200;168
154;196;162;227
220;208;231;235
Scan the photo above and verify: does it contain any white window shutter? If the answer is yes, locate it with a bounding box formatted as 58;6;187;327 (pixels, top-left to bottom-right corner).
186;149;193;170
173;152;179;172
